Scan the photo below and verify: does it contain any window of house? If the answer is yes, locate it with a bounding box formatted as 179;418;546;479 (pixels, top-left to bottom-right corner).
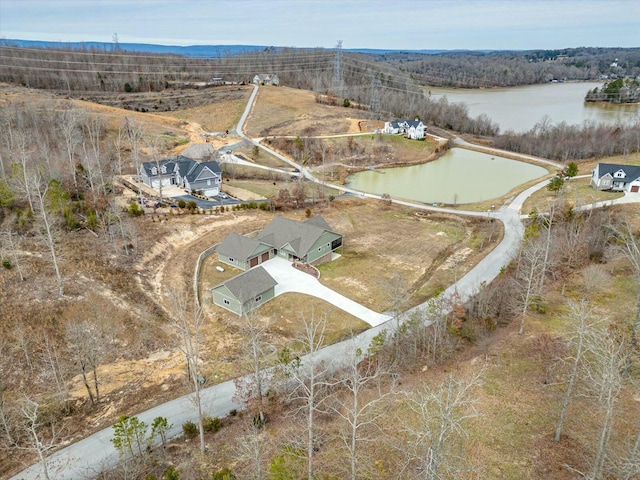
602;179;610;185
223;299;230;305
151;167;157;175
228;257;234;262
255;295;262;303
318;247;322;252
161;166;166;174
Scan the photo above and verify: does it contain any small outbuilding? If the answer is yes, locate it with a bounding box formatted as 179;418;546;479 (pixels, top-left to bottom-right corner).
211;266;277;316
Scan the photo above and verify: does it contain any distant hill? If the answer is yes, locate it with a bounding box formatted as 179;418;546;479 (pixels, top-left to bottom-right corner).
0;38;458;57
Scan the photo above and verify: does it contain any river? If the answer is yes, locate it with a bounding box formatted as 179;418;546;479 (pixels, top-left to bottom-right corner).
427;81;640;133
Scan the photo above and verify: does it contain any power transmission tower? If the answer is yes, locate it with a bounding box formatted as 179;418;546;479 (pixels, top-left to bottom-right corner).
370;75;381;119
332;40;343;95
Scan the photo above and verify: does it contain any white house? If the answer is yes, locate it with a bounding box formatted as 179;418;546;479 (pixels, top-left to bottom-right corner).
591;163;640;193
252;74;280;86
382;118;426;140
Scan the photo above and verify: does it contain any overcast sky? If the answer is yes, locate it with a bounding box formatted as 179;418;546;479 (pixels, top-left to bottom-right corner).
1;0;638;51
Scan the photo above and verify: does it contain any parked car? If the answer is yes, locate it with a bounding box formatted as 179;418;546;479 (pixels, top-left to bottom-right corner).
226;150;232;154
219;192;229;199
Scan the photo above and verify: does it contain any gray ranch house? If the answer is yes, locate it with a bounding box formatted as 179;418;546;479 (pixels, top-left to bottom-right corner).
211;266;277;315
591;163;640;193
382;118;426;140
139;156;222;197
217;215;343;271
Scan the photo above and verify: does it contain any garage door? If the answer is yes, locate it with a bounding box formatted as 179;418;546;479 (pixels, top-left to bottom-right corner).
250;257;258;267
631;185;639;193
261;252;270;262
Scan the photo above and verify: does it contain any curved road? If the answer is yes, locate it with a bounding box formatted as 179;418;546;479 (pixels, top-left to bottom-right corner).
11;86;639;480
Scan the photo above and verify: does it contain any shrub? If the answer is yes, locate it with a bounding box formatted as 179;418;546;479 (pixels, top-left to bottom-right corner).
212;468;235;480
124;83;133;93
128;201;144;217
182;420;198;439
203;416;222;433
343;98;351;108
2;259;12;269
163;466;180;480
177;199;186;209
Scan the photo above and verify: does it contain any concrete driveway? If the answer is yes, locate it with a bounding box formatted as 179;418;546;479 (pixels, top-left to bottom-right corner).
260;256;391;327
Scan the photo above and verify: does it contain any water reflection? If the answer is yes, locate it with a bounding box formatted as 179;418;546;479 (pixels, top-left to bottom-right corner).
346;148;548;205
427;82;640;133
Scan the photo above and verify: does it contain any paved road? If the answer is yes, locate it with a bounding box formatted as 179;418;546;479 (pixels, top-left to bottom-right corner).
12;86;640;480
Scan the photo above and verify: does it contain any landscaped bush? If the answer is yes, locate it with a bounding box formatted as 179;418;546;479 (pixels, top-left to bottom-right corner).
177;199;186;209
182;420;198;439
212;468;235;480
203;416;222;433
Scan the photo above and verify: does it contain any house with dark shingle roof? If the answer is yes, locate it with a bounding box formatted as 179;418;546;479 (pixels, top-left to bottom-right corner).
382;118;426;140
139;155;222;197
217;215;343;272
140;159;177;189
211;266;277;315
217;233;274;271
591;163;640;193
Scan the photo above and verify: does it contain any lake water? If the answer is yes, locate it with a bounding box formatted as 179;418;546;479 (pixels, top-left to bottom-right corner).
346;148;548;205
427;82;640;133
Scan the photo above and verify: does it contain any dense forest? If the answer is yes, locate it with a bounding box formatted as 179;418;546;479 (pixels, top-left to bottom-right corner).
377;47;640;88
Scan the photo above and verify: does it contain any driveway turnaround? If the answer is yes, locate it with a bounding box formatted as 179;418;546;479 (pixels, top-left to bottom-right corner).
260;256;391;327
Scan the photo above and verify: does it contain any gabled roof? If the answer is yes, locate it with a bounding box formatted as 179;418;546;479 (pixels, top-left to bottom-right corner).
185;161;221;183
217;233;269;262
214;266;277;303
256;215;339;258
596;163;640;181
141;159;174;177
387;119;424;129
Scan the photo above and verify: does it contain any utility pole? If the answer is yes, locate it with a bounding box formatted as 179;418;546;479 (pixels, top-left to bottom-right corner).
370;74;381;120
332;40;343;95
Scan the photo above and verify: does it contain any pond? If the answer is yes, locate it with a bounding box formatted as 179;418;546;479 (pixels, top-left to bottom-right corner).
346;148;548;205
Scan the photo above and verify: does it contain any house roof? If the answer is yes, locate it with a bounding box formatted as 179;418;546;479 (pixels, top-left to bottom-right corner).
141;159;174;177
256;215;339;258
170;156;221;182
214;266;277;304
596;163;640;181
185;161;221;183
217;233;269;262
387;119;424;129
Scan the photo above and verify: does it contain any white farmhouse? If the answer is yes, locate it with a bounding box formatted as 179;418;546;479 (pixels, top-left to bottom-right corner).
383;118;426;140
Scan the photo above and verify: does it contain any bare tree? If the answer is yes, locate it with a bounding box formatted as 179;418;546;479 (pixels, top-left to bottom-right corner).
235;311;272;418
401;370;483;480
171;290;206;453
554;299;604;442
233;418;270;479
287;311;330;479
607;219;640;348
124;117;145;204
64;309;113;405
17;396;62;480
327;346;395;480
59;107;82;189
514;236;545;334
581;328;630;480
28;169;64;297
